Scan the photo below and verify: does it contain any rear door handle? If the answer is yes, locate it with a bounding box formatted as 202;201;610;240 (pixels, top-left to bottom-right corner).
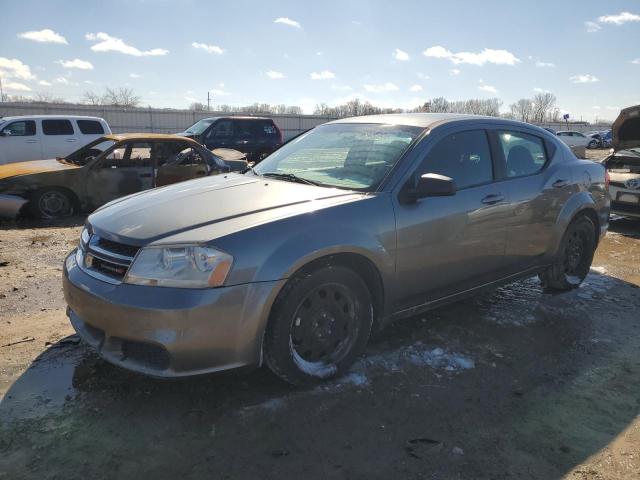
481;194;504;205
25;139;37;143
552;179;569;188
66;138;77;142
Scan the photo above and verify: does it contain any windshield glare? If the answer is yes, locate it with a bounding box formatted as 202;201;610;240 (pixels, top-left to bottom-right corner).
185;118;217;135
254;123;422;191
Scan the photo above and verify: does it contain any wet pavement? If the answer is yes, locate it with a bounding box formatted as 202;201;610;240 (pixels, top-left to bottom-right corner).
1;213;640;479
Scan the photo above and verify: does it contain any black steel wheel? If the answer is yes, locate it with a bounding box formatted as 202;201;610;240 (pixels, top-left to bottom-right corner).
540;215;596;291
30;188;75;219
264;265;373;385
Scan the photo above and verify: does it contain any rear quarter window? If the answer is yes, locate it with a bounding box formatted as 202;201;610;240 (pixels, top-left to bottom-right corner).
77;120;105;134
42;119;74;135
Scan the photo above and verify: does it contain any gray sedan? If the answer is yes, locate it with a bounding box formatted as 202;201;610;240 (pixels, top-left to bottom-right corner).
63;113;610;385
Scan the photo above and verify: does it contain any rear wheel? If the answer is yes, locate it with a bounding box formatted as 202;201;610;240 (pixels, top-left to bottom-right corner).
588;140;598;149
264;265;373;385
30;188;75;219
539;215;596;291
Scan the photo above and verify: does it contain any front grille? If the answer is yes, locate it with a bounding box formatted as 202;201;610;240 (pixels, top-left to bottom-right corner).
121;339;171;370
83;234;140;282
611;201;640;214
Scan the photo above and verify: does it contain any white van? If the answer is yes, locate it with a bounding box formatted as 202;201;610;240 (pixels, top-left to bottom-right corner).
0;115;112;165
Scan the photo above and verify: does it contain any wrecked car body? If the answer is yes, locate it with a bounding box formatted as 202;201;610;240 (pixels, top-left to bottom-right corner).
0;134;247;218
602;105;640;218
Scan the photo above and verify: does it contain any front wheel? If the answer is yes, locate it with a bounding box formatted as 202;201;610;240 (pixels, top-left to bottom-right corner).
264;265;374;385
588;140;598;149
539;215;596;291
30;188;75;219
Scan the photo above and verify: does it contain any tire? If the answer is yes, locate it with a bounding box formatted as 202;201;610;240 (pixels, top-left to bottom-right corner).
539;215;596;291
588;140;598;149
264;265;374;385
29;188;75;219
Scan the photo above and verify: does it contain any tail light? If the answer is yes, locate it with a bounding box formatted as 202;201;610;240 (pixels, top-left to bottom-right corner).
605;169;610;190
277;126;283;145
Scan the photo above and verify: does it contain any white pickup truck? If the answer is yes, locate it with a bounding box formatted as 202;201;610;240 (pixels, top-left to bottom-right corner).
0;115;112;165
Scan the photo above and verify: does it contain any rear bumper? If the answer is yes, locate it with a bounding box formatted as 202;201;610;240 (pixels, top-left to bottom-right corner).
0;194;27;219
609;185;640;218
63;249;286;377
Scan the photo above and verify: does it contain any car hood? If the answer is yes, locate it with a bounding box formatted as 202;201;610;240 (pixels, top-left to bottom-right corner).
0;159;80;180
89;173;363;245
611;104;640;151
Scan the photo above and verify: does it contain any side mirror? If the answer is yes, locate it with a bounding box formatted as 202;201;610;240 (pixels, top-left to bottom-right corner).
401;173;456;203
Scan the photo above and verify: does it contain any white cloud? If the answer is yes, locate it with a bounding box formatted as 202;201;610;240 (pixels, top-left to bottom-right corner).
478;84;498;94
393;48;409;61
363;82;399;93
585;21;601;33
423;45;520;66
351;20;362;26
535;60;555;68
417;73;430;80
86;32;168;56
533;87;549;93
592;106;601;109
129;73;141;78
409;84;423;92
598;11;640;25
3;81;31;92
274;17;301;29
450;68;461;75
192;42;224;54
0;57;34;80
631;59;640;64
331;84;353;91
54;76;69;84
310;70;335;80
265;70;285;79
18;28;67;44
38;80;52;86
605;106;620;111
57;58;93;70
210;89;229;96
570;74;599;83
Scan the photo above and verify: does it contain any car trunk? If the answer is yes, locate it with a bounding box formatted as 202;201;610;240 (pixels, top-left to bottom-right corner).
611;104;640;152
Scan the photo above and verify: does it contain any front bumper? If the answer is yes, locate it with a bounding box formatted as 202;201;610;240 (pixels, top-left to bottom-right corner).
63;249;285;377
0;194;28;219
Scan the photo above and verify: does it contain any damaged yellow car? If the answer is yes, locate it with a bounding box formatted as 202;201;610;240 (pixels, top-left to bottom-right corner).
0;134;247;218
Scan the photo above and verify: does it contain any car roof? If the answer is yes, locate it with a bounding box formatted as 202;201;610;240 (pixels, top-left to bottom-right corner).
326;112;536;130
103;133;201;143
196;116;274;121
0;115;106;121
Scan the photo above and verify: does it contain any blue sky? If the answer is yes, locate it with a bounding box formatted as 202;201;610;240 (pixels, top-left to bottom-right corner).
1;0;639;120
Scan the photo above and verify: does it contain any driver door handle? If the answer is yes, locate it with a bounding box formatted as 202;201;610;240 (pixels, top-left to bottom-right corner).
552;179;569;188
481;194;504;205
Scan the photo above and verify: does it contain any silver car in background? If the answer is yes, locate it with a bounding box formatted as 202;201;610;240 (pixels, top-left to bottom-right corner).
63;113;610;385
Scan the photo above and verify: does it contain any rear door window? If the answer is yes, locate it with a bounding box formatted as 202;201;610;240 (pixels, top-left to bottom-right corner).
497;130;548;178
419;129;493;189
77;120;105;134
2;120;36;136
42;119;74;135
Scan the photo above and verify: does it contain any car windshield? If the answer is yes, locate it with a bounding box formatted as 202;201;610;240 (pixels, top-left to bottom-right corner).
63;138;117;166
253;123;423;191
184;118;217;135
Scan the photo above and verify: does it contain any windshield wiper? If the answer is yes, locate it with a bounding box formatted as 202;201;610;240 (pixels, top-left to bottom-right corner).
261;172;320;186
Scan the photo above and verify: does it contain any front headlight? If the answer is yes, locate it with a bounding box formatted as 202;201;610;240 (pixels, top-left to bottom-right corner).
123;245;233;288
80;227;90;249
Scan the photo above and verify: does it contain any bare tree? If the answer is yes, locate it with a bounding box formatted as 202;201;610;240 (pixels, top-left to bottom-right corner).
189;102;207;111
103;87;140;107
83;91;104;105
532;92;556;123
509;99;533;122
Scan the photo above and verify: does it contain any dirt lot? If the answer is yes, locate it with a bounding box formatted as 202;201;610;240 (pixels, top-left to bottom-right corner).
1;150;640;480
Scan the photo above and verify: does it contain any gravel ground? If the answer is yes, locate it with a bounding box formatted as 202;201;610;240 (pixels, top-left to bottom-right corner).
1;149;640;480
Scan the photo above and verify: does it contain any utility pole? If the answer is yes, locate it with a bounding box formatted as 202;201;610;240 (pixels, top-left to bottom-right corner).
207;91;210;111
0;73;4;103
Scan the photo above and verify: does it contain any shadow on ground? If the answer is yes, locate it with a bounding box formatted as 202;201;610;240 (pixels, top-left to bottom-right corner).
1;272;640;479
